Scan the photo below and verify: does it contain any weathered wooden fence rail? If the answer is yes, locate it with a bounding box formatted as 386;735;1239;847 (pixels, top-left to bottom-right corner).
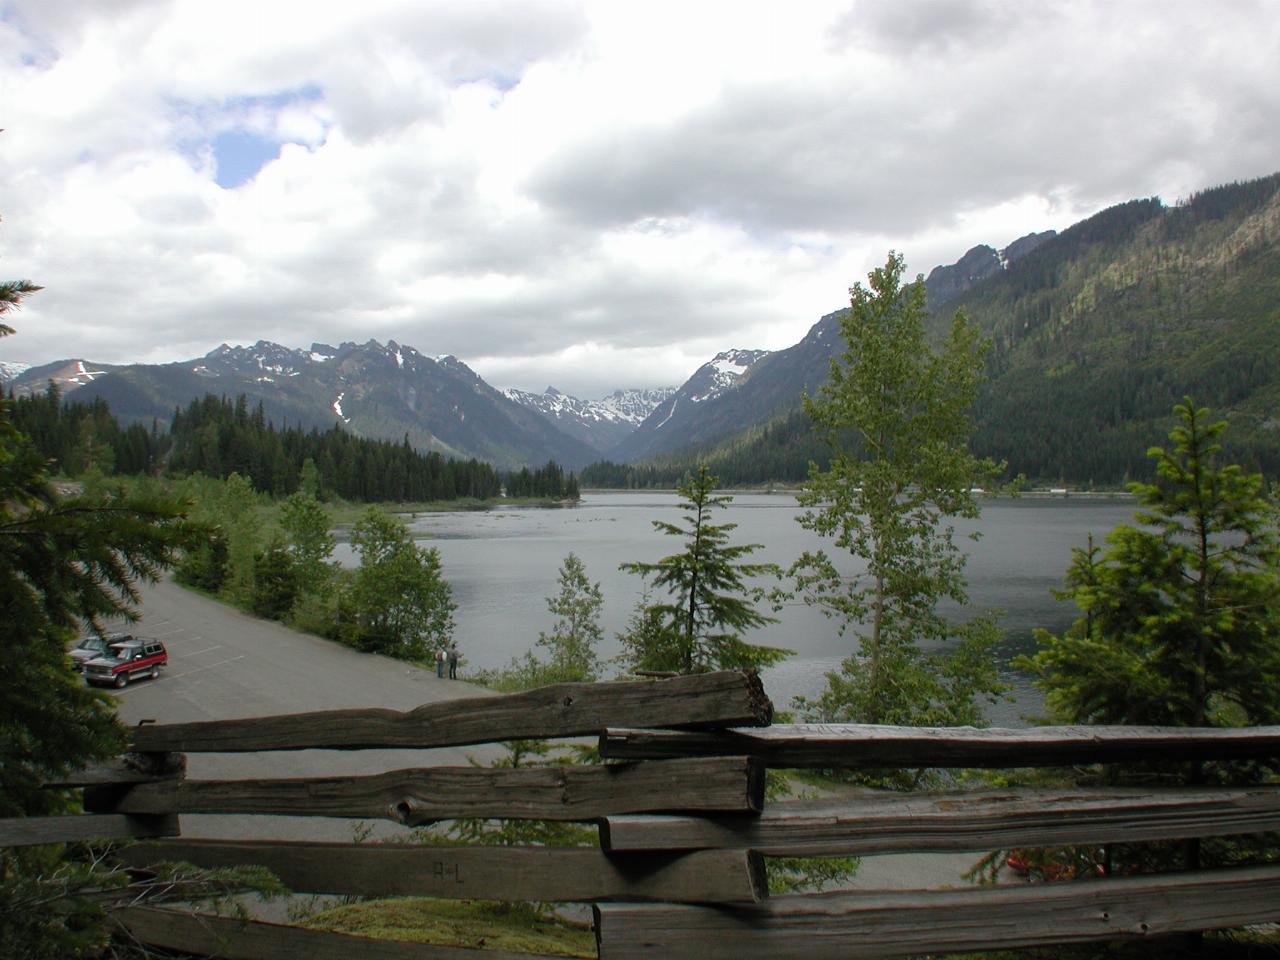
599;722;1280;766
6;669;1280;960
104;755;765;823
127;670;773;753
599;785;1280;855
595;865;1280;960
115;839;766;904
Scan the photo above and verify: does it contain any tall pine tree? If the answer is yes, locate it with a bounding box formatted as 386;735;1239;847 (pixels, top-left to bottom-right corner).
620;465;789;673
1022;398;1280;732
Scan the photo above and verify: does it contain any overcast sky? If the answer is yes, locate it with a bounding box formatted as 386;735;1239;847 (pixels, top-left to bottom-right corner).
2;1;1277;398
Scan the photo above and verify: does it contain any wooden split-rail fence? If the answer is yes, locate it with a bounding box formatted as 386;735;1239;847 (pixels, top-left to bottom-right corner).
5;669;1280;959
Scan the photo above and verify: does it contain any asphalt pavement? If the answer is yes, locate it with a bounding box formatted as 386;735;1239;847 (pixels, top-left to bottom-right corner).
109;577;497;841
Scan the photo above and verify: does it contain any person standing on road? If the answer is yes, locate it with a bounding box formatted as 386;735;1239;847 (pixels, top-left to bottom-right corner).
447;645;459;680
435;647;446;678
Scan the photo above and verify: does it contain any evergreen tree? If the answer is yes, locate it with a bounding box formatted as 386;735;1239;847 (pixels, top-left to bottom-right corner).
0;311;196;818
792;252;1005;739
165;393;501;502
614;587;679;673
1021;399;1280;732
620;465;789;673
0;279;40;335
176;529;229;593
250;539;301;620
1014;399;1280;879
503;460;581;500
0;294;203;956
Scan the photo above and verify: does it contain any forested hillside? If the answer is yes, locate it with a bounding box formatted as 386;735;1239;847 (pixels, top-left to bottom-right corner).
583;408;828;488
8;385;168;475
959;174;1280;483
602;173;1280;487
169;395;502;501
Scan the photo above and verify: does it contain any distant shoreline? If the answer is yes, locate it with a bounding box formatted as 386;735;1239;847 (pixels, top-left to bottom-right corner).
579;486;1138;499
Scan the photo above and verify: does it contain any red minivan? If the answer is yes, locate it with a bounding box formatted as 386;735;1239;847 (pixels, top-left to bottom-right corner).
84;638;168;688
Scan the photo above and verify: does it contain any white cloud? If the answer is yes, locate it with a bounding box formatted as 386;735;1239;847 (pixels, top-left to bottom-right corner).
2;0;1278;398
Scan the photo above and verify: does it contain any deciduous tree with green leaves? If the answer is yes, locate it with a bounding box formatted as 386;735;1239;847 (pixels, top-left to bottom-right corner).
484;552;605;691
343;506;455;660
793;252;1004;737
536;552;603;683
279;491;336;595
620;465;790;673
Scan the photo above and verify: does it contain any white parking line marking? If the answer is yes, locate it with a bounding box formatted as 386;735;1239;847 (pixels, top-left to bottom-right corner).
164;655;245;680
147;627;187;637
184;645;224;658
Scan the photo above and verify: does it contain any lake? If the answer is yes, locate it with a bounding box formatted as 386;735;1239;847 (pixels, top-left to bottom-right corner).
335;491;1136;723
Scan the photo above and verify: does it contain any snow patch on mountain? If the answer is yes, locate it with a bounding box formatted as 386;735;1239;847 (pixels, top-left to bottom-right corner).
332;391;350;423
198;340;310;378
653;398;678;430
504;386;676;426
688;349;769;402
596;387;678;424
66;360;109;385
0;361;32;383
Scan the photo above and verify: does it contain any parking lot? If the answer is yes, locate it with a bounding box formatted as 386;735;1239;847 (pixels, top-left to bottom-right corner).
109;577;496;840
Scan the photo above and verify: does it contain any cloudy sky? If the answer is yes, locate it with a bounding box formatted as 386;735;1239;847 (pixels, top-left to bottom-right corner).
2;0;1277;397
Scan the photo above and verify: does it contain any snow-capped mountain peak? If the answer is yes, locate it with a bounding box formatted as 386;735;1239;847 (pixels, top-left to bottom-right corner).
688;348;770;402
502;385;677;453
0;360;33;383
505;386;675;426
194;340;309;378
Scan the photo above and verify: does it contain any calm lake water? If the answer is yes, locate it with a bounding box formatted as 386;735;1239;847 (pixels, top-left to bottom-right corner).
335;491;1136;723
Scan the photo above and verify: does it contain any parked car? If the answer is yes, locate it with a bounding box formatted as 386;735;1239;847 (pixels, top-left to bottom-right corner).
84;638;167;688
68;634;121;672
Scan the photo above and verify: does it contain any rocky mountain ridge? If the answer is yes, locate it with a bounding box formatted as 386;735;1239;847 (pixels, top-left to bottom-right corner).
923;230;1057;307
10;338;599;471
501;386;676;451
0;360;33;382
608;348;773;462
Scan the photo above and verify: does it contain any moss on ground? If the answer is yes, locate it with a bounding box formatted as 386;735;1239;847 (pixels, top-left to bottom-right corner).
302;897;596;957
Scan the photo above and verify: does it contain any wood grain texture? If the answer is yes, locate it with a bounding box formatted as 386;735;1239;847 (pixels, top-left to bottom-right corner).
111;906;565;960
601;786;1280;854
108;757;765;823
45;752;186;788
595;865;1280;960
599;723;1280;767
120;839;766;903
0;813;179;848
129;671;772;753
